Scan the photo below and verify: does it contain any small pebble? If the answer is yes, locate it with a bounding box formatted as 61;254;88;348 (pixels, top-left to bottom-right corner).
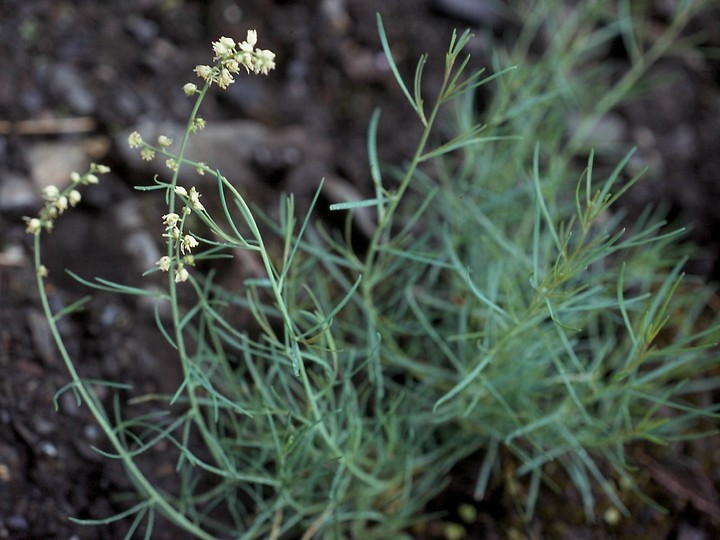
6;514;29;531
32;415;56;436
0;174;38;212
38;441;58;458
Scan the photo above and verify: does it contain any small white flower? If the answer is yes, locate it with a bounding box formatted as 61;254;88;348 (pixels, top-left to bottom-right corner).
42;186;60;200
181;234;199;254
254;49;276;75
217;68;234;89
85;173;99;185
25;217;42;235
68;190;81;206
175;265;189;283
128;131;143;148
70;171;81;183
213;36;235;57
55;196;68;212
246;30;258;48
192;117;206;132
140;148;155;161
162;213;181;227
37;265;48;278
156;256;171;272
174;186;188;197
224;58;240;73
158;135;173;147
183;82;197;95
236;51;253;73
194;64;212;79
188;187;204;210
92;163;111;174
163;226;181;241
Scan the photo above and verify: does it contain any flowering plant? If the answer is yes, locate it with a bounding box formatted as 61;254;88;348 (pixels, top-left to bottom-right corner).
27;7;720;539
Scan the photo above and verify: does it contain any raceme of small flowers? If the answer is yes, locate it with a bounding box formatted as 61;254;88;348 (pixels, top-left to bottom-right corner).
192;30;276;90
156;186;205;283
127;132;209;175
24;163;111;237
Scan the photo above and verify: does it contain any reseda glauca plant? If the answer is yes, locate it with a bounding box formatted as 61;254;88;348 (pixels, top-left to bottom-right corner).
25;10;720;538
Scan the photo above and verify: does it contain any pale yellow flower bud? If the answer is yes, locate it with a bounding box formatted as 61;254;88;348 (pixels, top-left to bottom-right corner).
183;82;197;95
174;186;188;197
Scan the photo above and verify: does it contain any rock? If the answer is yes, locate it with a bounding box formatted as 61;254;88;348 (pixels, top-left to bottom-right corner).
27;137;111;191
112;198;161;273
0;173;38;212
117;120;269;188
47;64;96;115
26;309;57;367
5;514;29;531
117;121;328;197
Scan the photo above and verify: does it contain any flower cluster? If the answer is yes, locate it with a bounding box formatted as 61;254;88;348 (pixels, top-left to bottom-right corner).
24;163;110;235
155;185;206;283
193;31;276;90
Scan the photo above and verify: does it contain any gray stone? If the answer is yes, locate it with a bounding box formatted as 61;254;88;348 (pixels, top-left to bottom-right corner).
0;173;39;212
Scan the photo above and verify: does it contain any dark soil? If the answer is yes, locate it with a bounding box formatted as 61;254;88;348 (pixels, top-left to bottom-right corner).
1;1;719;538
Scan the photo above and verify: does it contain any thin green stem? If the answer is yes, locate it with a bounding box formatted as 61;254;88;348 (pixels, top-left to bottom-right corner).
33;235;214;540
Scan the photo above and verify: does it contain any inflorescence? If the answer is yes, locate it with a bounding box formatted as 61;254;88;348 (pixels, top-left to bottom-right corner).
26;31;275;288
24;163;111;236
192;30;276;90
